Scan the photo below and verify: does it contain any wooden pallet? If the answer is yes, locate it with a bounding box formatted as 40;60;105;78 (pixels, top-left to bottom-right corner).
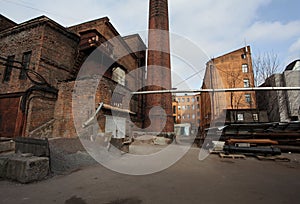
255;155;290;162
219;153;246;159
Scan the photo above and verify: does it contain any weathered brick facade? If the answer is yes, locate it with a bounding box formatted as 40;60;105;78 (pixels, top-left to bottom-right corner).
0;15;146;139
201;46;258;131
0;16;79;137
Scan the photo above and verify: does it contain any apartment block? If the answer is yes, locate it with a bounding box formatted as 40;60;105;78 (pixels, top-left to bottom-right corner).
201;46;259;130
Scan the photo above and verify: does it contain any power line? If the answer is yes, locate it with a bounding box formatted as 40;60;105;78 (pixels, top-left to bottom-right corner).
1;0;79;22
174;68;205;87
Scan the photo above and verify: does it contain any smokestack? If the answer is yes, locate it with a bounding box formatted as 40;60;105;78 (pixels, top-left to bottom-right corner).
145;0;174;134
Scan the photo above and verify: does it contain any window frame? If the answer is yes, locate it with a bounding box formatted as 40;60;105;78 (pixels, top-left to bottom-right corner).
19;51;32;80
243;79;250;88
245;94;251;103
242;64;248;73
3;55;15;82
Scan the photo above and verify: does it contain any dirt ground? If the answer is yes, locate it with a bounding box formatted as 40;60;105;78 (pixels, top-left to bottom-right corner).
0;146;300;204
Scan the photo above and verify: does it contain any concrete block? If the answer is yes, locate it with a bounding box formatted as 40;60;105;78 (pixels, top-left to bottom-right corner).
0;140;15;153
6;155;49;183
0;156;10;178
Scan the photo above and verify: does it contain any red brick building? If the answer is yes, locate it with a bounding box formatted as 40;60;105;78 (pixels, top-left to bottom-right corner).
0;15;79;137
201;46;259;131
0;15;146;138
175;94;201;133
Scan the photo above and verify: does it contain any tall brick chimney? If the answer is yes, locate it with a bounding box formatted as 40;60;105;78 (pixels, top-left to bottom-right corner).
145;0;174;134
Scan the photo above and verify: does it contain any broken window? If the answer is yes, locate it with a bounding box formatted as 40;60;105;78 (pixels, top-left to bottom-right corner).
20;51;31;80
3;55;15;82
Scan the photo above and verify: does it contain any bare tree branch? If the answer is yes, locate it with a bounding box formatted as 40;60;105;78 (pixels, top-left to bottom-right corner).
253;51;280;86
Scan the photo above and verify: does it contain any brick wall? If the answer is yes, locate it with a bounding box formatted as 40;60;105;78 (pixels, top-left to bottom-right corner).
0;17;80;137
53;76;142;138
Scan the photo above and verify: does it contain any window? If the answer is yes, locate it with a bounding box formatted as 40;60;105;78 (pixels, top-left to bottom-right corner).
196;97;199;102
112;67;126;85
3;55;15;82
197;112;200;116
197;104;200;109
173;106;176;114
243;79;250;88
192;105;195;110
242;64;248;73
187;105;190;110
245;94;251;103
237;113;244;121
182;115;185;119
187;114;190;119
178;116;181;119
177;98;180;102
241;54;246;59
182;106;185;110
20;51;31;80
253;113;259;121
187;98;190;102
192;114;195;119
192;98;195;102
182;98;185;102
178;106;181;110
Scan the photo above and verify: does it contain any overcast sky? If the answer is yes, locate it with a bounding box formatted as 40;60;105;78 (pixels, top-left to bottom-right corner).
1;0;300;89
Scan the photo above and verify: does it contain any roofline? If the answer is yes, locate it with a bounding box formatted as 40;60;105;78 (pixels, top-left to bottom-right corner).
0;14;18;26
69;17;145;60
285;59;300;71
211;45;251;61
0;15;79;41
68;16;121;36
123;34;147;50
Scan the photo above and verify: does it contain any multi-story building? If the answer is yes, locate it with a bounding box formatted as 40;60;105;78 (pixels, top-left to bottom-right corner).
175;94;201;133
0;15;146;138
201;46;259;131
257;59;300;122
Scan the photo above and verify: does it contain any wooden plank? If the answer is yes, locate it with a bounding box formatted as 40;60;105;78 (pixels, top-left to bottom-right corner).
255;155;290;162
219;153;246;159
227;139;278;145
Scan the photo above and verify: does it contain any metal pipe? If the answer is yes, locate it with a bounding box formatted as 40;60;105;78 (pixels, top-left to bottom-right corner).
131;87;300;95
223;145;281;156
82;102;104;128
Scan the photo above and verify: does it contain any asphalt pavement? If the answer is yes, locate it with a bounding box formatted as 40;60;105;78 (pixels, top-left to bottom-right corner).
0;146;300;204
